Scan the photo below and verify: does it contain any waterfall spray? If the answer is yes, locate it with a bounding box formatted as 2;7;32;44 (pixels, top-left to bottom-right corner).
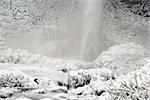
80;0;104;61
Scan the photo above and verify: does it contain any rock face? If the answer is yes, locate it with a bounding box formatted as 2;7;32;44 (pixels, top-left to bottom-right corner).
109;0;150;17
0;0;83;59
0;0;80;33
0;0;149;61
100;0;149;55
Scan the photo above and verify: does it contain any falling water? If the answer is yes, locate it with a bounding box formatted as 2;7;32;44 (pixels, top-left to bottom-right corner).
80;0;104;61
0;0;149;62
0;0;108;61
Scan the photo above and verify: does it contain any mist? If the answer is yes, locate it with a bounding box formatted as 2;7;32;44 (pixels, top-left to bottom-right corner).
0;0;149;61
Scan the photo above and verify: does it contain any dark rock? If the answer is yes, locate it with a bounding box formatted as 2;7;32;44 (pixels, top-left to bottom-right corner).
95;90;105;96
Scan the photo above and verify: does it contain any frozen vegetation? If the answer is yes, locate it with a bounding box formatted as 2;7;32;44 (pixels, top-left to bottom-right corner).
0;0;149;100
95;43;149;75
0;42;149;99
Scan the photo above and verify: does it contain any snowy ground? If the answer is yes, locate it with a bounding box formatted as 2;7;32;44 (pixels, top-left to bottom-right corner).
0;63;100;100
0;43;150;100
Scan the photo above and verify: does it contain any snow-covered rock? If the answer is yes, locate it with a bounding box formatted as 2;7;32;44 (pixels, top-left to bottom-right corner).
49;86;68;93
0;87;18;99
40;98;51;100
69;85;90;95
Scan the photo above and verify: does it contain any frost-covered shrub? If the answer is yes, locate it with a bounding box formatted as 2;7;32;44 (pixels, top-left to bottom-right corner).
68;68;114;89
0;49;40;64
87;68;114;96
57;62;83;73
107;66;150;100
58;61;98;72
68;70;91;89
0;35;7;51
89;68;114;81
67;68;114;97
95;43;149;75
0;48;80;66
0;48;54;64
0;70;37;88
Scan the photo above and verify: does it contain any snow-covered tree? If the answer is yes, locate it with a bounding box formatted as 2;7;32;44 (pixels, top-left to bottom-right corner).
107;66;150;100
95;43;149;75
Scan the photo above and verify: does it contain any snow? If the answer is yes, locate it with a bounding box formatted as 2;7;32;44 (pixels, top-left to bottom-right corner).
15;98;32;100
0;87;16;99
0;0;149;99
95;42;149;75
0;43;149;99
33;77;57;88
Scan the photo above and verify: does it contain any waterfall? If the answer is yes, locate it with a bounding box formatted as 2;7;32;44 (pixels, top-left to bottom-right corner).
80;0;104;61
0;0;105;61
